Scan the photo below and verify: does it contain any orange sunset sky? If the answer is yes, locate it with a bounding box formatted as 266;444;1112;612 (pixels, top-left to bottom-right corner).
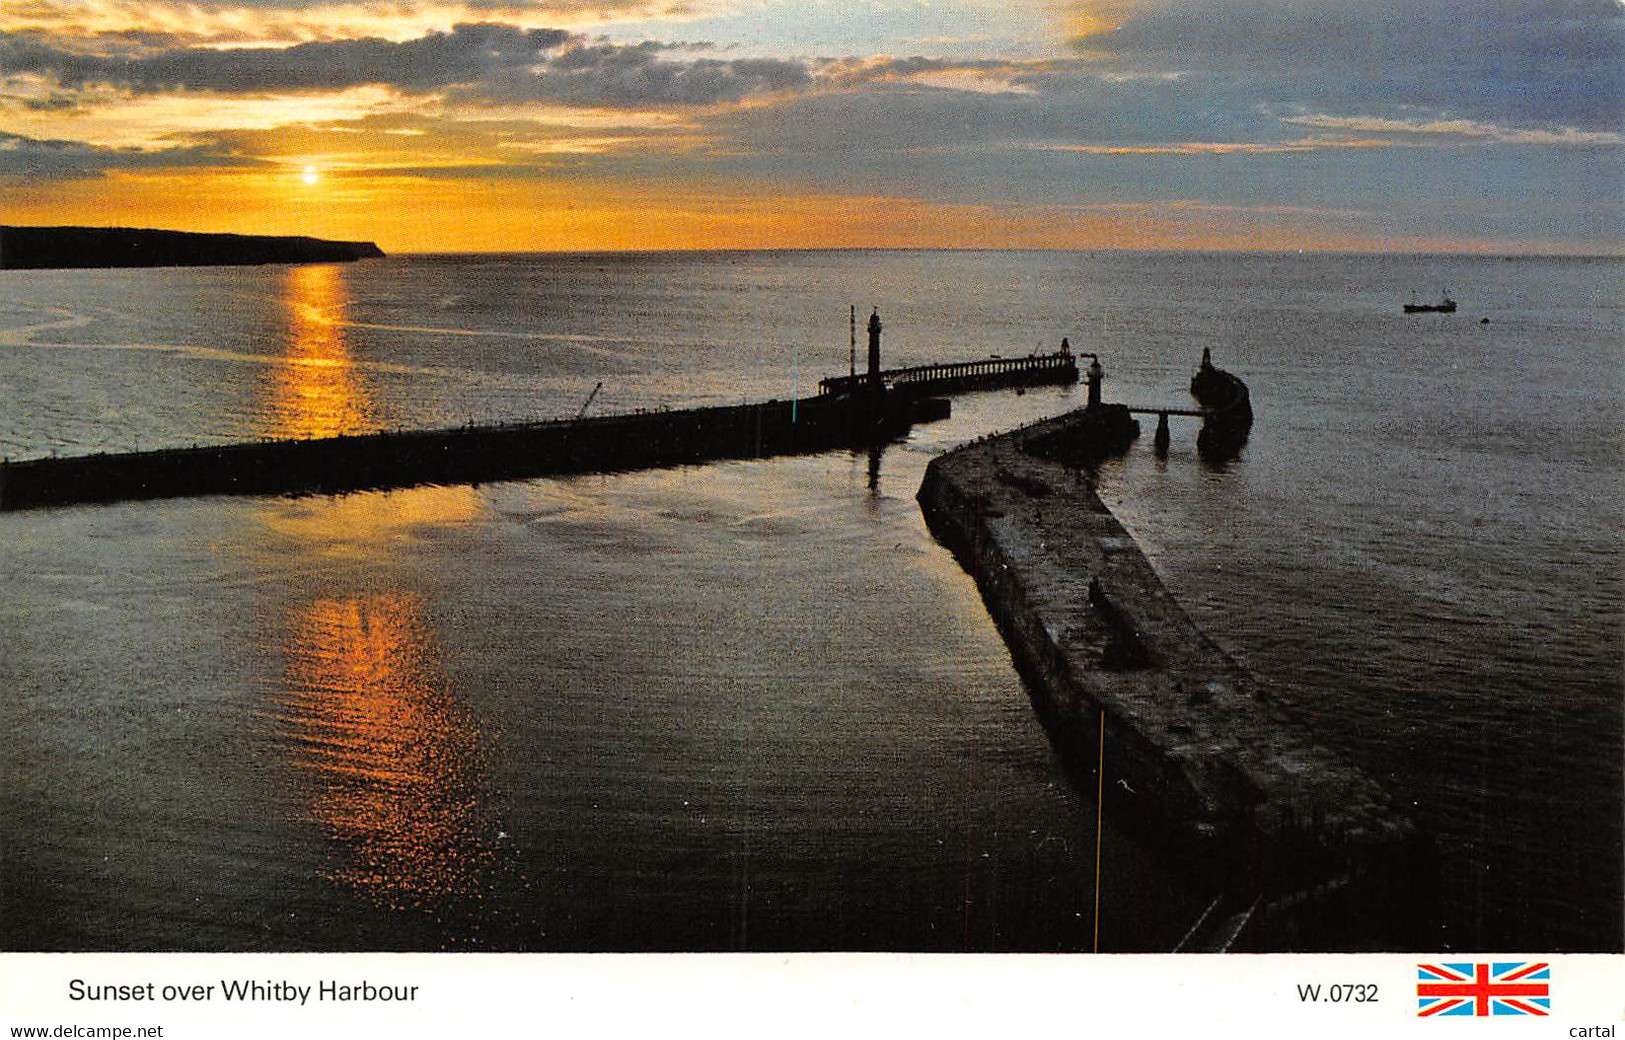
2;1;1621;253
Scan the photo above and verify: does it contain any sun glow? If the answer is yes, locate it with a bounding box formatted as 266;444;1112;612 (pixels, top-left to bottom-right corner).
269;263;373;439
301;166;321;185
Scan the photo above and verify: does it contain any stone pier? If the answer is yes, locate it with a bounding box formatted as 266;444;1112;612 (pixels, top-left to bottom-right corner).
917;397;1428;949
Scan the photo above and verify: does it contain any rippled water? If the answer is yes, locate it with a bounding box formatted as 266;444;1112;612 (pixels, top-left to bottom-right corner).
1;250;1619;951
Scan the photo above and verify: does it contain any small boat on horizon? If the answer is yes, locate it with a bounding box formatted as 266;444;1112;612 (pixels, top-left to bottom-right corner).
1404;289;1457;314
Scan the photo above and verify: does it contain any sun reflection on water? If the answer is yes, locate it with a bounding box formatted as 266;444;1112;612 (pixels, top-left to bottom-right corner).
268;263;374;439
279;591;497;916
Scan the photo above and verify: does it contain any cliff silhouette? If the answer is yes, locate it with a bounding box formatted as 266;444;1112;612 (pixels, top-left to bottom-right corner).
0;226;384;270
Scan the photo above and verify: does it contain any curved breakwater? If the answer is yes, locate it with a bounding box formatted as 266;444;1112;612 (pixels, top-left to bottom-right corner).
917;381;1432;950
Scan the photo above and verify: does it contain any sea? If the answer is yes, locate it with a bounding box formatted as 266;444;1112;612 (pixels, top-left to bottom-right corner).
1;249;1619;953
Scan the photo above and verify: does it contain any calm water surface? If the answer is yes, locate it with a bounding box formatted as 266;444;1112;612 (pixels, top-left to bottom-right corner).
1;250;1618;951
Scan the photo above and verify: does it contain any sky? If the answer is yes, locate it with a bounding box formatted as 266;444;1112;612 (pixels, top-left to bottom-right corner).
1;0;1620;252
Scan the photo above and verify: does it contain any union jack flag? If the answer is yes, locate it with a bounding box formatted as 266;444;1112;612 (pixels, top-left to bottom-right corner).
1416;962;1550;1017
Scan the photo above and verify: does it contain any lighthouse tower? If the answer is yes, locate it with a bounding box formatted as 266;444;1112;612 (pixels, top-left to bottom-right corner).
867;309;883;392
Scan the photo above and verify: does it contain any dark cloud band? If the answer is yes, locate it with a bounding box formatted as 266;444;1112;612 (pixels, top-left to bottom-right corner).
0;129;255;180
0;23;809;106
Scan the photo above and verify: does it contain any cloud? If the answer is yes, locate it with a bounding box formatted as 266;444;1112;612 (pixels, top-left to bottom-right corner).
815;55;1056;92
743;2;1625;165
465;41;810;106
0;82;419;150
1;24;571;94
704;63;1289;161
185;110;693;173
1031;139;1393;155
0;127;252;180
0;0;675;47
1079;0;1624;133
1281;113;1625;147
0;23;810;107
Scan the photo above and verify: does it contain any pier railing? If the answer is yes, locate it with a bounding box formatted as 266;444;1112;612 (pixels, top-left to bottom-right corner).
818;350;1077;397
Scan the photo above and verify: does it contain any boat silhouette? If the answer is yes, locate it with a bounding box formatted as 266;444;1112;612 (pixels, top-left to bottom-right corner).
1404;289;1457;314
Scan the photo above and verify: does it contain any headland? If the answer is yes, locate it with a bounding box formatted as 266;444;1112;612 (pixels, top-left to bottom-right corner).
0;226;384;270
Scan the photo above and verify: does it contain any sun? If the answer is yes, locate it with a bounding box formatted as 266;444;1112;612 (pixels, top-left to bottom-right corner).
301;166;320;186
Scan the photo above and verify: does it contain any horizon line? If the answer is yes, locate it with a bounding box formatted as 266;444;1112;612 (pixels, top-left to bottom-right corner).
5;224;1620;261
385;244;1625;260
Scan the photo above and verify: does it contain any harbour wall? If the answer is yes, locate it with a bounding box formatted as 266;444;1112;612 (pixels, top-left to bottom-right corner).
917;399;1429;949
0;392;935;511
0;343;1081;511
818;351;1077;397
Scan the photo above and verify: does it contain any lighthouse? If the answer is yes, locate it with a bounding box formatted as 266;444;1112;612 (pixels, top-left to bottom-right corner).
867;309;883;392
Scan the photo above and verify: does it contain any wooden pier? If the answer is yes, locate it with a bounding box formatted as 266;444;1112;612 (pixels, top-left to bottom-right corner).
817;349;1078;398
1124;407;1208;454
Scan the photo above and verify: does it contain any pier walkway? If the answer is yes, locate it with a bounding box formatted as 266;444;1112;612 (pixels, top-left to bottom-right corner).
1123;406;1209;454
818;349;1078;397
0;393;930;511
2;310;1093;511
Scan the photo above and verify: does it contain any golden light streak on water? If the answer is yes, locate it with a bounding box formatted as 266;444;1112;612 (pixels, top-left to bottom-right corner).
260;264;496;930
279;592;496;915
268;263;374;439
259;485;488;554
